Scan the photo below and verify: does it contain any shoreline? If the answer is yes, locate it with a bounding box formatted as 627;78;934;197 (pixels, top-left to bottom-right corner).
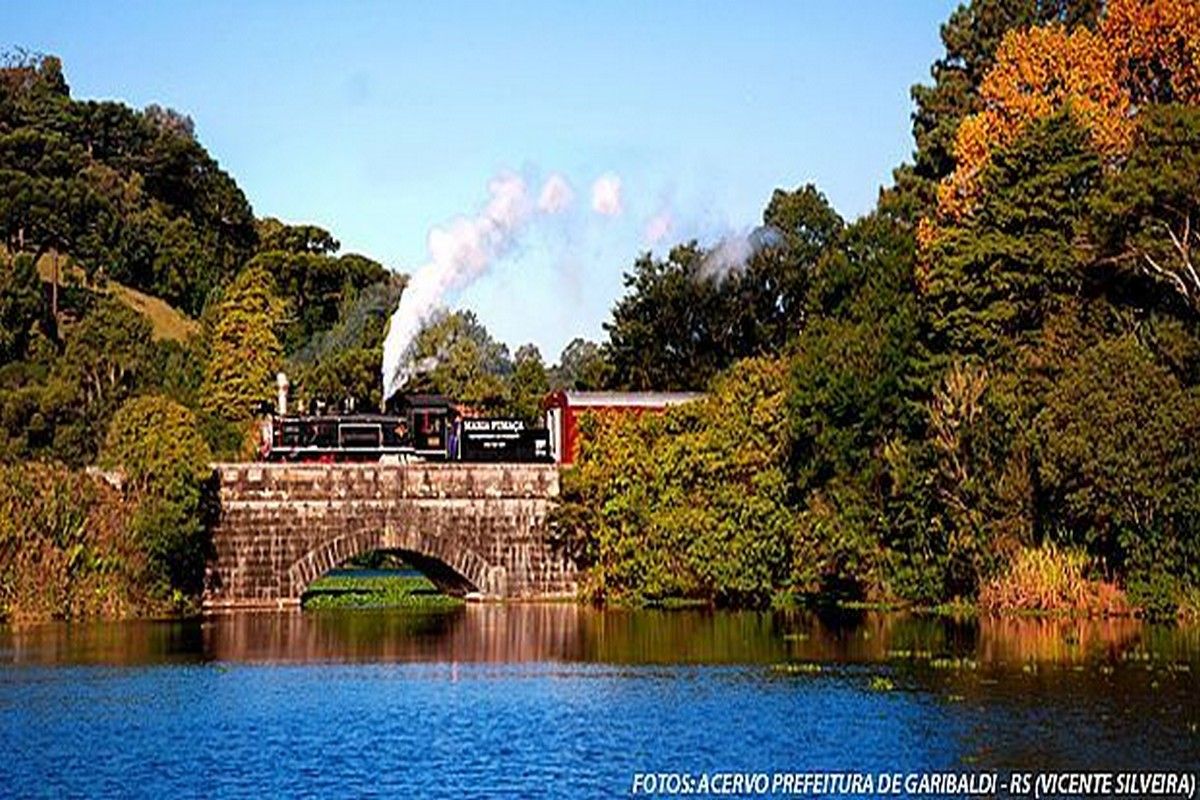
4;594;1198;629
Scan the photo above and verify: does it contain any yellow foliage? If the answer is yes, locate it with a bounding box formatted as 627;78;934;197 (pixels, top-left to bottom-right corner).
980;543;1129;616
1103;0;1200;105
927;1;1200;233
936;108;1003;219
940;25;1132;221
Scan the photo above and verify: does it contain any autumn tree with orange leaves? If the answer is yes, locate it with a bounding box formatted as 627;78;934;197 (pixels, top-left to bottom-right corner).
927;0;1199;231
933;24;1131;223
1105;0;1200;105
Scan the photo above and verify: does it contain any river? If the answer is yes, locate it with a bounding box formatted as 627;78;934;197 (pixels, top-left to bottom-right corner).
1;606;1197;797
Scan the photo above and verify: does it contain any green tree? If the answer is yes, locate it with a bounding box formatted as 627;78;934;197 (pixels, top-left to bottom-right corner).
291;273;405;362
57;295;154;408
605;186;841;390
247;250;388;353
103;394;213;602
509;344;549;423
292;347;382;413
790;214;922;490
407;310;512;408
555;357;794;607
256;217;339;255
604;243;732;390
0;136;116;277
150;216;210;314
0;253;42;363
35;295;156;465
785;213;929;600
1035;336;1200;603
286;274;406;412
763;184;844;264
103;393;211;493
201;266;284;421
552;337;611;390
1092;104;1200;314
921;111;1101;361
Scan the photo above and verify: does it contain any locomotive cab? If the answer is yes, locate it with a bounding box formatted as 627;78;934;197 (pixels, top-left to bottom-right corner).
391;394;456;459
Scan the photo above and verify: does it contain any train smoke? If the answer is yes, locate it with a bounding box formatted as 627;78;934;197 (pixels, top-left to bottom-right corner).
591;174;623;216
698;224;785;280
381;172;573;401
537;173;574;213
644;210;672;245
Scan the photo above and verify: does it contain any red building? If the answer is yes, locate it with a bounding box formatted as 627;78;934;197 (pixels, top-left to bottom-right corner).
541;390;703;465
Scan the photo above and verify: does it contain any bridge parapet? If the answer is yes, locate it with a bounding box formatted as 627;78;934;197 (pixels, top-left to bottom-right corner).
217;463;559;503
204;463;574;609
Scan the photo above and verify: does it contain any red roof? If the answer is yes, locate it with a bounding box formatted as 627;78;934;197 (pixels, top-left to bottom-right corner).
542;390;703;410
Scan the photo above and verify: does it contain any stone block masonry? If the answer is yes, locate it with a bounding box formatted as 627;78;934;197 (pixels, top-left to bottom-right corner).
204;463;577;609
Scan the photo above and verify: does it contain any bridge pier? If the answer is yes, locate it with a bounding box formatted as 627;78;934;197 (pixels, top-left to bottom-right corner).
203;463;577;610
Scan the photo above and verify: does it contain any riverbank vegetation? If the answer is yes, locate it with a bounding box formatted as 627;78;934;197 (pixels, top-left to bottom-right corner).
0;463;140;623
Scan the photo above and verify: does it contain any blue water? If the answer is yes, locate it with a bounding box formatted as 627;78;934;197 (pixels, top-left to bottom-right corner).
2;607;1198;798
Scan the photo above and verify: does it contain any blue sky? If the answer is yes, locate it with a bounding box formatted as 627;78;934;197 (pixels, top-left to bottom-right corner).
7;1;957;361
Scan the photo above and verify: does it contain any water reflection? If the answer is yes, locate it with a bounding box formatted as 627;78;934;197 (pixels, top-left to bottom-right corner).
2;605;1198;668
2;607;1197;789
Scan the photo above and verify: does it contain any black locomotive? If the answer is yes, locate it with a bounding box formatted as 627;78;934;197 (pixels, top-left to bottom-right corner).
260;392;552;463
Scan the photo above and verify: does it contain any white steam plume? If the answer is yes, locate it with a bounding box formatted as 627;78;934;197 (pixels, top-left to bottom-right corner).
698;225;785;280
591;173;623;216
381;172;570;401
537;173;574;213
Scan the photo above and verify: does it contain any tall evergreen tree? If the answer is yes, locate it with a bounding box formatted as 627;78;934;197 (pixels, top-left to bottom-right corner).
201;266;284;420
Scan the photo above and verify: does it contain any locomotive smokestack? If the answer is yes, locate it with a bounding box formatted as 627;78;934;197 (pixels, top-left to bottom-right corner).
276;372;290;415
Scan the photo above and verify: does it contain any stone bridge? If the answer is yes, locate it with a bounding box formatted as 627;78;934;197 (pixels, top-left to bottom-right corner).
203;463;577;609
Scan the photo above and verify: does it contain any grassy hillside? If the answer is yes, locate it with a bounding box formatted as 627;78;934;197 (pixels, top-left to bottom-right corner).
34;252;198;342
109;282;199;341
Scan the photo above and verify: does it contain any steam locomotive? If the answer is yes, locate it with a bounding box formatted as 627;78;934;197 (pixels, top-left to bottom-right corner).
259;375;552;463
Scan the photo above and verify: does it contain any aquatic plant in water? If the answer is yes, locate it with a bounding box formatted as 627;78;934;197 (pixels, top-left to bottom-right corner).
301;572;464;612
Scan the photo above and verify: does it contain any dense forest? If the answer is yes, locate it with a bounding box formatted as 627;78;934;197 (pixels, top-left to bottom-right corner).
3;0;1199;621
556;0;1200;619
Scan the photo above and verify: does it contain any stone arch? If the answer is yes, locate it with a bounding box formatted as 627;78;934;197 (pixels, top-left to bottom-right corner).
284;526;493;602
205;462;574;608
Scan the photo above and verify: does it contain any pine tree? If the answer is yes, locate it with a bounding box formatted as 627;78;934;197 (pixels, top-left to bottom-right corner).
201;266;284;420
